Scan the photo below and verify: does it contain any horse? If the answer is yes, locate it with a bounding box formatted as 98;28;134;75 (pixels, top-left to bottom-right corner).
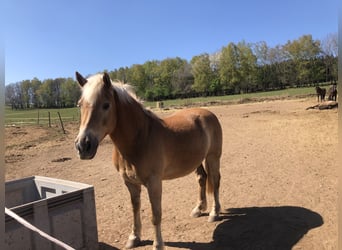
327;84;337;101
315;86;326;102
74;72;223;250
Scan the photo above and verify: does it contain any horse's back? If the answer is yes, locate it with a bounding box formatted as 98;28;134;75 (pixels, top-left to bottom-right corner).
163;108;222;144
159;108;222;179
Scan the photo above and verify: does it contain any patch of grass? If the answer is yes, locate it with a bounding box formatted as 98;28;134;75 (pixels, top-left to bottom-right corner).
5;107;80;126
5;86;317;125
144;86;316;108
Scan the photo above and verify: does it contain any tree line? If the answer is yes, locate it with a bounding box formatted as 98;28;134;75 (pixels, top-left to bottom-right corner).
5;33;338;108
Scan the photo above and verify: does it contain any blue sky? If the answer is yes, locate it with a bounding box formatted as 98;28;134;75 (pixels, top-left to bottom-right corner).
3;0;339;84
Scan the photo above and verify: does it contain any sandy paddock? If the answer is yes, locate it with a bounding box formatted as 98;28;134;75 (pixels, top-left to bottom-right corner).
5;98;338;249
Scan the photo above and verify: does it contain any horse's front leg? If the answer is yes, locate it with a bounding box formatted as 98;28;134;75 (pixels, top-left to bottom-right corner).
124;181;142;249
146;177;164;250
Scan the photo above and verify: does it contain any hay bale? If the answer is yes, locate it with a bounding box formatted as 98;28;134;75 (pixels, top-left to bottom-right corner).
156;101;164;109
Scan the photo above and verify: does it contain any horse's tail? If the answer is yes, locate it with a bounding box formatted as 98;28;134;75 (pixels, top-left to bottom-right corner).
205;156;221;194
206;166;214;194
205;160;213;194
204;113;222;194
205;149;222;194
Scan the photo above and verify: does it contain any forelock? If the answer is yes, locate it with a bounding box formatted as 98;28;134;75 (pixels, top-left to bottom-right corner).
81;74;105;105
80;73;139;106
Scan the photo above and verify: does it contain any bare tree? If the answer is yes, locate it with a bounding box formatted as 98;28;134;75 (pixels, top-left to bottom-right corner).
321;33;338;57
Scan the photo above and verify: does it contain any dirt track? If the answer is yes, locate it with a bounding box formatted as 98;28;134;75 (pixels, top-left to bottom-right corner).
5;98;338;249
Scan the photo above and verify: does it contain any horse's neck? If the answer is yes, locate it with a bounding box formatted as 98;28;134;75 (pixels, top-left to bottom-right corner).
110;98;152;157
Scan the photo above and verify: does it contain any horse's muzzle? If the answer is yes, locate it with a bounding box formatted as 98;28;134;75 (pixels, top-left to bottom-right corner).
75;133;99;160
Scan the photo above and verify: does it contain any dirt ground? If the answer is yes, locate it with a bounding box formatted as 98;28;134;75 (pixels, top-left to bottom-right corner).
5;98;338;250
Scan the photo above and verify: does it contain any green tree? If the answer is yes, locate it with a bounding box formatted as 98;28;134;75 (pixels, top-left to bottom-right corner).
219;42;240;92
38;79;54;107
60;78;80;107
254;41;271;90
283;35;321;86
20;80;31;108
110;67;130;82
268;45;293;88
191;53;213;93
219;41;257;93
171;62;193;95
142;60;160;100
30;77;42;108
128;64;147;97
157;57;186;97
237;41;257;93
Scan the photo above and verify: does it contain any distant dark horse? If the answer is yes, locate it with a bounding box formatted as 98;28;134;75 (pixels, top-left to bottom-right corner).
327;84;337;101
315;87;326;102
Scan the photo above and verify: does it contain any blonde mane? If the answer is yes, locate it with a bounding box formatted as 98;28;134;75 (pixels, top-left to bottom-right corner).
78;73;162;122
110;80;160;121
111;80;139;104
81;73;139;106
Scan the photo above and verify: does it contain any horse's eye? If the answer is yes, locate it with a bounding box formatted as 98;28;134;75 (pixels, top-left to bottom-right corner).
103;103;110;110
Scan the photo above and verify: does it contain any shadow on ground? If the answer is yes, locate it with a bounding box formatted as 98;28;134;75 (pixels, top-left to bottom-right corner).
166;206;323;250
99;242;120;250
99;240;153;250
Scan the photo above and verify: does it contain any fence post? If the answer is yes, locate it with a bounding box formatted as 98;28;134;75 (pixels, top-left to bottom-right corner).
37;110;40;125
57;112;66;134
48;112;51;128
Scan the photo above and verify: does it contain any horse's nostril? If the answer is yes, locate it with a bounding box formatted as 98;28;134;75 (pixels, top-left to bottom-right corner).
85;138;91;152
76;133;98;159
76;141;83;153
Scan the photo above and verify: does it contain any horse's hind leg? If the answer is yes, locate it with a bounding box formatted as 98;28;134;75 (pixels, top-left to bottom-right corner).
125;181;142;249
205;156;221;222
190;164;208;218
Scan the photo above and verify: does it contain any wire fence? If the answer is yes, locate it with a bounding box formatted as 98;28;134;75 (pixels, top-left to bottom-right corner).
5;109;80;127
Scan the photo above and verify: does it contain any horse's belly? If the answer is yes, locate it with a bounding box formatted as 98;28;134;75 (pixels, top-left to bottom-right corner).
161;137;210;179
162;156;204;180
159;107;222;180
162;166;198;180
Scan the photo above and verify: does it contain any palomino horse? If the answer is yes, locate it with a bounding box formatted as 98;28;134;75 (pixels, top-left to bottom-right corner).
315;86;326;102
74;72;222;250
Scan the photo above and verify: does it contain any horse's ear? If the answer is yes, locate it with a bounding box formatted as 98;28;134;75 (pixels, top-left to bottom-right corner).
103;72;112;89
76;71;87;87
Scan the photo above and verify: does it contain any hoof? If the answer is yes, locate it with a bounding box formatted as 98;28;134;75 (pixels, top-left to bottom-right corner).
208;214;220;222
125;236;141;249
153;243;165;250
190;207;202;218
